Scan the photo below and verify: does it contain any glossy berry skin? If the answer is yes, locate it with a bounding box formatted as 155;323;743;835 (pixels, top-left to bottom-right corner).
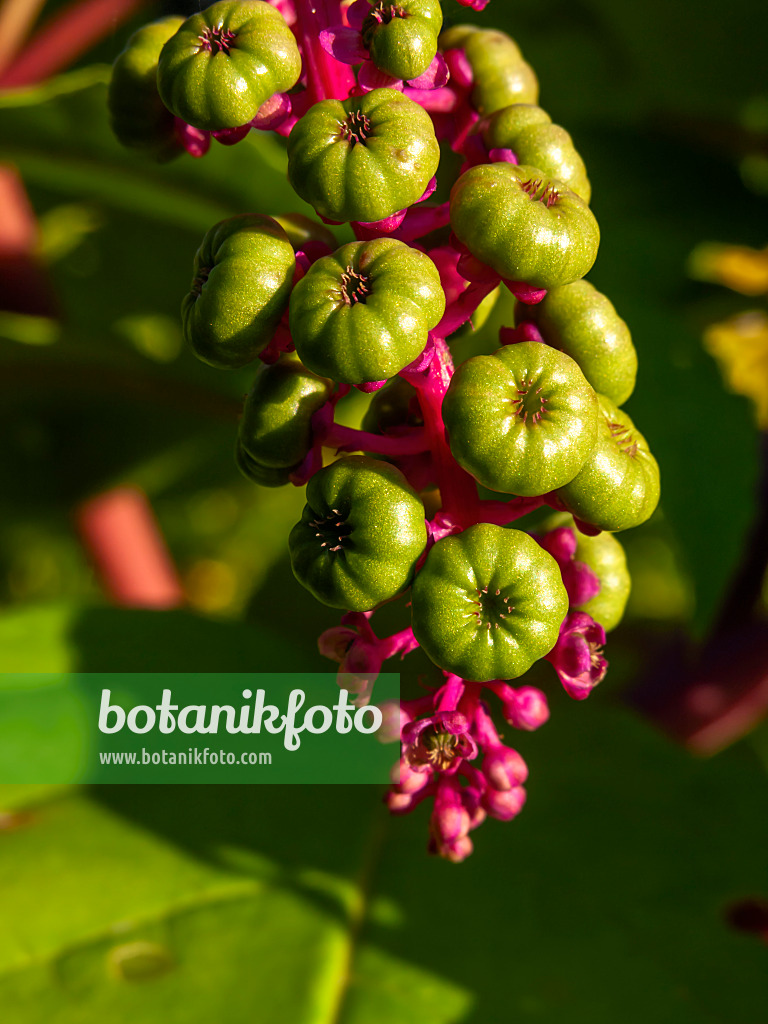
481;104;591;203
556;395;661;531
362;0;443;82
411;524;568;682
287;88;440;224
157;1;301;131
289;456;428;611
289;239;445;383
238;353;332;481
108;16;183;161
572;525;631;631
236;443;295;487
450;163;600;290
521;280;637;406
182;214;295;369
443;343;599;496
440;26;538;116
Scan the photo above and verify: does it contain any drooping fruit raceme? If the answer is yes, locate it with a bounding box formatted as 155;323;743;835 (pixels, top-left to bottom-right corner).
107;0;659;863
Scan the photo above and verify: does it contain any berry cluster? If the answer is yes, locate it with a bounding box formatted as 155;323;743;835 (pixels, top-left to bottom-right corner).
109;0;659;861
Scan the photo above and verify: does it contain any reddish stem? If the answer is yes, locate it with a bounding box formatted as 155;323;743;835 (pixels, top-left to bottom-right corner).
407;336;479;522
293;0;355;105
322;422;430;457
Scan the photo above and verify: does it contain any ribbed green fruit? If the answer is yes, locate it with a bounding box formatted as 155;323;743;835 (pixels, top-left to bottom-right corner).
289;239;445;383
157;1;301;131
411;524;568;681
482;103;591;202
182;214;295;369
287;88;440;224
108;17;184;161
443;343;599;496
450;163;600;289
556;395;660;531
362;0;443;81
440;26;538;115
289;456;428;610
522;280;637;406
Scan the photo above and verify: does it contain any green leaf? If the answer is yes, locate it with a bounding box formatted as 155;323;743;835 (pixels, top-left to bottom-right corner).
0;67;310;232
0;613;765;1022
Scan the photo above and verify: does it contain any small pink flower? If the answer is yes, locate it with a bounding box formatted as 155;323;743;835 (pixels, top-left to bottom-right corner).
402;711;478;774
547;611;608;700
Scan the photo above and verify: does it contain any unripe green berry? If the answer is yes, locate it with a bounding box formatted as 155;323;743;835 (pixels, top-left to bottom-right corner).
411;523;568;681
287;88;440;224
522;280;637;406
450;163;600;289
440;26;538;115
108;16;184;161
481;104;591;203
182;214;296;369
443;342;599;496
289;239;445;384
556;395;660;531
238;353;332;481
157;1;301;131
362;0;443;82
289;456;428;610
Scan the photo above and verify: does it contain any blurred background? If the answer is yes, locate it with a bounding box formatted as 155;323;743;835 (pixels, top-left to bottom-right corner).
0;0;767;1020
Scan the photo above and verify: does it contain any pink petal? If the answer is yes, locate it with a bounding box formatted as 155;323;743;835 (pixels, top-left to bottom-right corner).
504;278;548;304
456;0;489;9
347;0;371;31
250;92;292;131
319;26;368;64
407;52;449;90
444;48;473;88
500;322;545;345
358;59;402;92
488;147;518;164
402;85;459;112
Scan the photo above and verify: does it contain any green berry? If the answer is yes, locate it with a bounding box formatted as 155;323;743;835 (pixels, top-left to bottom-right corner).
450;163;600;289
481;104;591;203
182;214;296;369
362;0;443;82
573;526;631;631
289;239;445;383
556;395;660;531
287;88;440;224
522;280;637;406
108;16;184;161
443;342;599;496
411;524;568;681
289;456;428;610
236;444;295;487
157;1;301;131
238;353;332;481
440;26;538;116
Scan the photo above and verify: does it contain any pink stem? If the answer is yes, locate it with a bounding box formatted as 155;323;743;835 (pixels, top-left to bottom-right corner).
293;0;355;104
379;627;419;661
435;277;499;337
322;422;430;456
476;496;548;525
437;674;465;713
407;337;479;521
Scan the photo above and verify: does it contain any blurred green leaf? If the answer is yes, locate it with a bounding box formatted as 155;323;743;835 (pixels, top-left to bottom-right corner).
0;67;310;231
0;681;765;1022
